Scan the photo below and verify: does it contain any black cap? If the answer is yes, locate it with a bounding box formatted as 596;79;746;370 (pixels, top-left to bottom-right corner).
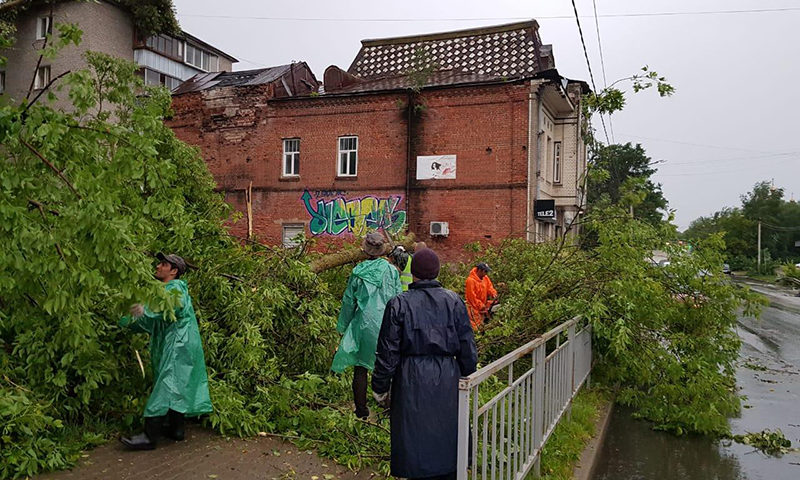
156;252;187;276
476;262;491;272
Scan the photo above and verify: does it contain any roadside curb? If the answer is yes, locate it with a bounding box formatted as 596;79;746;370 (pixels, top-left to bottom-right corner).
572;398;614;480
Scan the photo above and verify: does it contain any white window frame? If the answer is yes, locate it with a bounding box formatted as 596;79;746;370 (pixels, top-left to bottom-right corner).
282;224;305;248
553;141;562;184
185;44;211;71
34;66;50;90
282;138;300;176
36;16;52;40
337;136;358;177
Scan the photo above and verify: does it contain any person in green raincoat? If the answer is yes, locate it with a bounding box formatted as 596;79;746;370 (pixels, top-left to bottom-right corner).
119;252;213;450
332;233;402;418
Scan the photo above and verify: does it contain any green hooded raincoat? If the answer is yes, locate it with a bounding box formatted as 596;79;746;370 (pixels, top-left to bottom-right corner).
120;279;213;418
331;258;402;372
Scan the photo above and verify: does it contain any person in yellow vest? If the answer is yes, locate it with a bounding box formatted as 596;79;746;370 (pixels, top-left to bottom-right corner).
389;245;413;291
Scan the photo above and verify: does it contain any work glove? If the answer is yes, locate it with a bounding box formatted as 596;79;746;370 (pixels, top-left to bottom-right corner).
373;390;391;409
130;304;144;318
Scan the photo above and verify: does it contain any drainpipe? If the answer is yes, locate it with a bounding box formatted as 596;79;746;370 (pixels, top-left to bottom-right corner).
406;92;413;225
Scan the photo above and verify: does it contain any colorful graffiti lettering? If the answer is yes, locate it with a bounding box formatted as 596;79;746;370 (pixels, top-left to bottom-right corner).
301;190;407;236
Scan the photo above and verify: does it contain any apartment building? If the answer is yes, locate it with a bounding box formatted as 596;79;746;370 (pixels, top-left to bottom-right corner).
0;0;236;106
168;21;588;259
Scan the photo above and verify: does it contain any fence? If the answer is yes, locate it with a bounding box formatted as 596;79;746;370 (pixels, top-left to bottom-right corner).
456;317;592;480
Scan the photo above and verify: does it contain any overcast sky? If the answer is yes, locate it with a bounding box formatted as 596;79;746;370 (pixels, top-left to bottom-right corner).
172;0;799;230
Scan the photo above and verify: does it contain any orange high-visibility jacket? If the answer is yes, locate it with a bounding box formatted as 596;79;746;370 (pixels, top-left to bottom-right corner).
465;267;497;330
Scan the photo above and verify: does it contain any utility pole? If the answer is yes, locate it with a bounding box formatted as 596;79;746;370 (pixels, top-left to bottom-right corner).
757;220;762;273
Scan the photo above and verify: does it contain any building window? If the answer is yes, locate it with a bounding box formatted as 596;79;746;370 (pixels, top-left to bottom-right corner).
282;224;305;247
0;71;5;94
283;139;300;176
185;44;217;71
144;34;183;60
142;68;182;91
553;141;562;184
34;66;50;90
338;136;358;176
36;16;52;40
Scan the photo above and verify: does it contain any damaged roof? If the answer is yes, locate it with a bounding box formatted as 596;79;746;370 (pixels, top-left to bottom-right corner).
172;64;317;95
347;20;552;80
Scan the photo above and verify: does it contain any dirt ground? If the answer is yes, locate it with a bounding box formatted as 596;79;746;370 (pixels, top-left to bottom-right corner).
36;425;379;480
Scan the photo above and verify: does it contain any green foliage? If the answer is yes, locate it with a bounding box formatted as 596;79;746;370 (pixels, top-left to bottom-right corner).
117;0;180;36
730;429;793;455
582;66;674;117
684;181;800;266
587;142;669;226
459;205;762;437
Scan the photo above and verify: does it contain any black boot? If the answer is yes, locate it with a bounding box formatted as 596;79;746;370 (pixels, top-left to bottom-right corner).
120;416;160;450
162;409;185;441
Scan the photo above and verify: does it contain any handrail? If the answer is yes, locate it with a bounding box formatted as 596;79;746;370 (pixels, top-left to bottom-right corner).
456;317;592;480
461;317;578;387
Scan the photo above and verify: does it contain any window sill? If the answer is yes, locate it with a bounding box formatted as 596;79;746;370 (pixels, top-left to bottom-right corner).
279;175;300;182
335;175;358;181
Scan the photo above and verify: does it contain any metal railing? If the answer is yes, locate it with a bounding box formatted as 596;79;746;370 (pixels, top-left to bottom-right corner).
457;317;592;480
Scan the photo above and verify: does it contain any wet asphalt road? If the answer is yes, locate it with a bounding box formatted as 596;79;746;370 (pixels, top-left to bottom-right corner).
593;279;800;480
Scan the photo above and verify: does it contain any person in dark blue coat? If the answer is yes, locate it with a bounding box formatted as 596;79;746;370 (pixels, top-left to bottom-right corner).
372;248;478;480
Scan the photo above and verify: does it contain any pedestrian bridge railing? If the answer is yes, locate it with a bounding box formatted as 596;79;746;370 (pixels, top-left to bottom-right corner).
457;317;592;480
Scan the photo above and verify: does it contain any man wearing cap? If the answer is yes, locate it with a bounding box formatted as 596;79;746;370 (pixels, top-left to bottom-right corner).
118;253;212;450
465;262;498;330
331;233;402;419
372;248;478;480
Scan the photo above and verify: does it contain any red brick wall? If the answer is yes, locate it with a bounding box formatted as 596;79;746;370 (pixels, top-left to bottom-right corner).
169;82;531;261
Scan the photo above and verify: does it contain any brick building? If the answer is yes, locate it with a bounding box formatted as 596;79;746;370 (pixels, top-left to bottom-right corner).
0;0;236;108
168;21;589;259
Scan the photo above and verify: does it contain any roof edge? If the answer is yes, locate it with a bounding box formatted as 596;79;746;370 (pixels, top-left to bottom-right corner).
360;19;540;47
181;30;238;63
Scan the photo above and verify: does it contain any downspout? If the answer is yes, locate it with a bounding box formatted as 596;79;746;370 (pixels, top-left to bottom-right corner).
406;92;413;227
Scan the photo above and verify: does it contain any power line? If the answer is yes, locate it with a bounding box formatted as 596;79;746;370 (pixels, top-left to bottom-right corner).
616;132;796;156
665;151;799;167
656;156;798;176
177;7;800;22
761;221;800;232
591;0;613;143
570;0;609;144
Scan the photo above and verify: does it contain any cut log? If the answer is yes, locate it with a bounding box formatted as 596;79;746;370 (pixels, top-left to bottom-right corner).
310;233;417;273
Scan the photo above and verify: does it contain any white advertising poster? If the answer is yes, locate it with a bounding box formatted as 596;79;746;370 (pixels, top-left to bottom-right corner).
416;155;457;180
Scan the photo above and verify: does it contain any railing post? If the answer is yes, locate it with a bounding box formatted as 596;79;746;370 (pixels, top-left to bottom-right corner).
567;323;576;420
532;345;545;477
457;378;470;480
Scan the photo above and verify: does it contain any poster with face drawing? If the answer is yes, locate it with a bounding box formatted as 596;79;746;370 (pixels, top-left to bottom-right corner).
416;155;457;179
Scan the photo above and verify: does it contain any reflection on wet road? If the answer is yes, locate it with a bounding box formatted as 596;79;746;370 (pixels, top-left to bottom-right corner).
593;281;800;480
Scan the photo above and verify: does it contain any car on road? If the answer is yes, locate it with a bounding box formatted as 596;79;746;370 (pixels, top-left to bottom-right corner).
723;263;731;275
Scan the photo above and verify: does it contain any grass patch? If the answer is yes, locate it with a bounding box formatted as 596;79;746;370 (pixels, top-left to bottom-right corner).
746;273;779;284
538;387;610;479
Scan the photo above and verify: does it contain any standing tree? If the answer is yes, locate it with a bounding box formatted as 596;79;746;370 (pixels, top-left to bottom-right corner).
587;142;668;226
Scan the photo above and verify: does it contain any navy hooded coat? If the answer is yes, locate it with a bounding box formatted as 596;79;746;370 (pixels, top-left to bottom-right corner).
372;280;478;478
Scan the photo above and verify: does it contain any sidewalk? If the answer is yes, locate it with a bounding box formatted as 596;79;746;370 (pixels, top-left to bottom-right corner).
36;425;378;480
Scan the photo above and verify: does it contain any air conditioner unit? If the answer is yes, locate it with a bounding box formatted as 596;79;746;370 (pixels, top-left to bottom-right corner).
430;221;450;237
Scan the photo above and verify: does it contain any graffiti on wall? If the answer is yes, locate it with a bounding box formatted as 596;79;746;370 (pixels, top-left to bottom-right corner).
301;190;407;236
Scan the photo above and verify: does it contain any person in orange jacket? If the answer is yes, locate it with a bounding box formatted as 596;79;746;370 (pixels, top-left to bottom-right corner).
465;262;497;330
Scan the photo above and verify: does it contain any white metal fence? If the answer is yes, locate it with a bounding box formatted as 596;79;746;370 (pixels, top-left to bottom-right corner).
457;317;592;480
